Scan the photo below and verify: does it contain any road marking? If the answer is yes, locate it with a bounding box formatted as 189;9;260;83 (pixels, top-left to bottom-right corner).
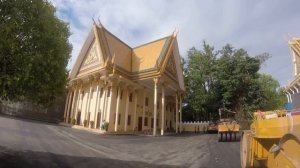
47;126;117;159
47;126;141;161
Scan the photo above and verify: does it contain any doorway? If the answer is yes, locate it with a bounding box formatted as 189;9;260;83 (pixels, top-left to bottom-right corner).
77;112;81;125
138;117;143;131
96;112;101;129
151;118;154;128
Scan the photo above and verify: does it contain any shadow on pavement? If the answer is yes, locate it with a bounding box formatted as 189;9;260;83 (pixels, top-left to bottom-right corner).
0;113;59;126
164;132;207;137
0;146;181;168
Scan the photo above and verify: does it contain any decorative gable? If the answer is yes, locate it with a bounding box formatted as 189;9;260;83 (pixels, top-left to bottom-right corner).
83;42;100;66
77;40;104;76
165;52;178;81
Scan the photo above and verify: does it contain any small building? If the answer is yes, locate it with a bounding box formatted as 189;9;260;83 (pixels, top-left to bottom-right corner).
63;22;185;136
285;38;300;109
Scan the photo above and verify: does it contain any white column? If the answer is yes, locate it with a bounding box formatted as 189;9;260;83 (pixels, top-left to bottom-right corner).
291;88;295;94
166;103;168;129
286;93;290;103
179;94;182;133
93;80;100;128
124;89;130;132
153;78;158;136
66;91;73;123
70;87;77;120
294;86;299;93
175;92;178;133
292;50;297;76
115;86;121;132
87;85;93;123
75;86;82;122
64;92;70;122
133;90;138;131
108;85;117;129
79;89;84;122
289;92;293;103
84;84;92;124
100;86;107;129
142;90;146;131
161;84;165;135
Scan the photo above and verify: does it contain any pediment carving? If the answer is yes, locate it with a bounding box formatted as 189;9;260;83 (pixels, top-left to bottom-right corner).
83;42;100;66
165;53;177;79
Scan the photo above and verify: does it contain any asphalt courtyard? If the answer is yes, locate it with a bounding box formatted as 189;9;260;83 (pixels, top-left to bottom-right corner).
0;115;240;168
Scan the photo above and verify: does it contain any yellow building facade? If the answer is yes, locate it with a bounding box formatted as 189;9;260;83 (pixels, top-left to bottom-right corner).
63;22;185;136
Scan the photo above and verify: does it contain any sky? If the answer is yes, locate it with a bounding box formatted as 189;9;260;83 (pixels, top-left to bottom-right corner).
50;0;300;86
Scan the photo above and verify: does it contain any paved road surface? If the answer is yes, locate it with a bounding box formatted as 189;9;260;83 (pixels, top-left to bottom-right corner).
0;115;240;168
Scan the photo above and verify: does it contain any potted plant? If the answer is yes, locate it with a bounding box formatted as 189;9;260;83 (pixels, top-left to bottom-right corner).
71;118;76;125
83;120;88;127
90;121;94;128
101;121;109;131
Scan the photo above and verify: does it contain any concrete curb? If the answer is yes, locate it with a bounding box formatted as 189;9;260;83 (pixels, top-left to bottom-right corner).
71;125;105;134
58;122;73;127
58;123;105;134
58;123;184;137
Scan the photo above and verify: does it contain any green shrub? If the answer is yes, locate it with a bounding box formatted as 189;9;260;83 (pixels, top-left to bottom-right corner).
101;122;109;131
90;121;94;128
71;118;76;125
83;120;88;127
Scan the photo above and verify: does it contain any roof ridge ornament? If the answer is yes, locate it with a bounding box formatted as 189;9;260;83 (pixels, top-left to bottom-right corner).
112;53;116;74
98;17;103;28
173;28;178;37
112;53;116;64
92;16;96;25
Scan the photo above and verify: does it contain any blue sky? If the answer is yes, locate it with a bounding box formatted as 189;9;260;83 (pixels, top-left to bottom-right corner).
50;0;300;86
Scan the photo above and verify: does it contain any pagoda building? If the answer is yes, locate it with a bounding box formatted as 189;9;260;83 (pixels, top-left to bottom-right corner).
63;22;185;136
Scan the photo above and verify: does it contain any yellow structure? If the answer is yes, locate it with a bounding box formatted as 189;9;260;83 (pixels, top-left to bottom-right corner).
240;110;300;168
217;109;240;142
285;38;300;108
63;22;185;136
218;120;240;142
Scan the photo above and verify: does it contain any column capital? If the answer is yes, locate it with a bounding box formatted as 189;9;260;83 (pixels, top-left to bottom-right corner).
70;80;77;88
108;75;119;87
97;79;104;86
70;79;83;90
88;75;94;82
77;79;83;87
153;77;160;84
118;81;127;89
134;88;141;94
127;85;135;92
93;72;101;79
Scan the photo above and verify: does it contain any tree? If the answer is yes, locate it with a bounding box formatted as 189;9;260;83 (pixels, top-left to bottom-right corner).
184;42;219;121
183;42;285;122
216;44;261;120
256;74;286;111
0;0;72;107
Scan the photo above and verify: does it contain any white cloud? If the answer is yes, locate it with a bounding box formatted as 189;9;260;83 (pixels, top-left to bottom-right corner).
50;0;300;86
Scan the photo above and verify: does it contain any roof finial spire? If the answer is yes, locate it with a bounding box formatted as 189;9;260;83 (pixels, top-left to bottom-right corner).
112;53;116;74
284;34;292;43
92;15;96;25
98;16;103;28
112;53;116;64
173;28;178;37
